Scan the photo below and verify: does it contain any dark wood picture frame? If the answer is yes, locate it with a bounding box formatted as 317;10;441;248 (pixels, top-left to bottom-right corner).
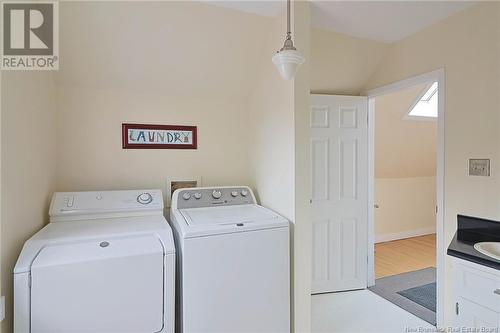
122;123;197;149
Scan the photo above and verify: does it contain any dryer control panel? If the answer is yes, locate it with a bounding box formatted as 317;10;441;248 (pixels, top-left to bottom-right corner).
50;190;163;221
174;187;255;209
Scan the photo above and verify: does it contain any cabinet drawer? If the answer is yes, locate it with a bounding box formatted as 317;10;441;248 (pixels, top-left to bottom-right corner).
453;262;500;312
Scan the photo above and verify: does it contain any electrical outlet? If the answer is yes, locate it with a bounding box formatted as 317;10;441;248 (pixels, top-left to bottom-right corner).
469;159;490;177
0;296;5;322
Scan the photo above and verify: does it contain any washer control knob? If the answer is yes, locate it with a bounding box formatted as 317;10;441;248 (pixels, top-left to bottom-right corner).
212;190;222;199
137;192;153;204
194;192;202;200
241;189;249;197
231;191;239;197
182;192;191;200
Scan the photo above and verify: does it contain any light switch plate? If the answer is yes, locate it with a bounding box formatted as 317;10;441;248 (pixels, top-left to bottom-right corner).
469;159;490;176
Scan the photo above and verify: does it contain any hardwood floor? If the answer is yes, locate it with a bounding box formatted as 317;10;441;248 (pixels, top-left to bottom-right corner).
375;234;436;279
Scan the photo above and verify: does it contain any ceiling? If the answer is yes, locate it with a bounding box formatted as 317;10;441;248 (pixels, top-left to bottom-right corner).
206;1;477;43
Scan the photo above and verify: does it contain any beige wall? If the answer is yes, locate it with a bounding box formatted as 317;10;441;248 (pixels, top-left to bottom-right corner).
55;87;252;194
56;1;270;100
374;84;437;178
375;177;436;242
374;85;437;239
1;72;57;332
311;28;389;95
247;16;294;219
55;1;273;199
363;2;500;325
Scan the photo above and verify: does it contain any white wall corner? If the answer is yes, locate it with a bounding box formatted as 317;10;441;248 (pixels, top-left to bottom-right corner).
292;0;312;332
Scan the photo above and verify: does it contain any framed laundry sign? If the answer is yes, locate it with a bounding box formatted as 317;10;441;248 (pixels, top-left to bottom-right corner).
122;123;197;149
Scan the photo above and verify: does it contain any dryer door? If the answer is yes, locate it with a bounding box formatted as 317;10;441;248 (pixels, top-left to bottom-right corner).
31;235;164;333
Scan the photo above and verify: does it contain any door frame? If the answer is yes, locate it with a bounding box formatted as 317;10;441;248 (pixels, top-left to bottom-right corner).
365;68;445;328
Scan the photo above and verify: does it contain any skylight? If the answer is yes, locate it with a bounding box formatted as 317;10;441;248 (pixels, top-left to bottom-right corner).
407;82;438;119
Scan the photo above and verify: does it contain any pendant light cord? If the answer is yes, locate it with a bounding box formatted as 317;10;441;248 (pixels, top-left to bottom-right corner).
287;0;291;38
280;0;295;50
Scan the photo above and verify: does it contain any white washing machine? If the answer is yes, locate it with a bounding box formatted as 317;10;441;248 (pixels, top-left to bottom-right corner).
14;190;175;333
169;186;290;333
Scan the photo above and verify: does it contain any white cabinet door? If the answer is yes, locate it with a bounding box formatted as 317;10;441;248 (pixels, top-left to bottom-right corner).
456;297;499;329
310;94;368;294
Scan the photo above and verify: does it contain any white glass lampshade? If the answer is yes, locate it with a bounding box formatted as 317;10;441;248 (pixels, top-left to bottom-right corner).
272;49;305;80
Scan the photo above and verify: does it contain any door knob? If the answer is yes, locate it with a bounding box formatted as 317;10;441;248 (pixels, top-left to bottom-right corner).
494;289;500;296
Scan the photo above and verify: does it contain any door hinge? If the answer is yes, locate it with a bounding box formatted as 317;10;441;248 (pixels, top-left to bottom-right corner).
0;296;4;322
436;206;438;214
0;296;5;321
455;302;459;315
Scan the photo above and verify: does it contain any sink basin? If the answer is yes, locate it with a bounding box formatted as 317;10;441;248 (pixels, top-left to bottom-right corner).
474;242;500;261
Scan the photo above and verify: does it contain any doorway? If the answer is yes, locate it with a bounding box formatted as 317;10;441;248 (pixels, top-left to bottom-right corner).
366;69;445;328
368;81;438;325
309;69;445;328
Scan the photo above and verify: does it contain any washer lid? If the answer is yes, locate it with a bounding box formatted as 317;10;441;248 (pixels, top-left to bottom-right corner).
177;204;289;238
180;204;279;226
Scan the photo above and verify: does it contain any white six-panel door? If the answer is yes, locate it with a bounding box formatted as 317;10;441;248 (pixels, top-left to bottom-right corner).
310;94;368;294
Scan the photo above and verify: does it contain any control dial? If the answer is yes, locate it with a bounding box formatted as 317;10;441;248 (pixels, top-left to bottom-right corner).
194;192;202;200
137;192;153;205
241;189;249;197
182;192;191;200
212;190;222;199
231;191;239;197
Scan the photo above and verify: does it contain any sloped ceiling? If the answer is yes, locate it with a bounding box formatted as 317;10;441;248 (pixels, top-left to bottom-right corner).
207;1;476;43
56;1;273;99
311;1;476;43
375;84;437;178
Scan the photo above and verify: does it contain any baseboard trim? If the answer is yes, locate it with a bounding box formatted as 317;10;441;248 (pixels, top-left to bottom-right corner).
375;227;436;243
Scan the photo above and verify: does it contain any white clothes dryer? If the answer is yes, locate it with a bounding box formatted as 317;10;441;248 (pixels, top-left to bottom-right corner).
14;190;175;333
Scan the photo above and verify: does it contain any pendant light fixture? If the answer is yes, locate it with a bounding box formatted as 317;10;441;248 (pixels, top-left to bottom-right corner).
272;0;305;80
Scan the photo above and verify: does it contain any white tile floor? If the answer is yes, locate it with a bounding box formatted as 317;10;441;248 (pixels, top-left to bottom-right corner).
312;289;435;333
